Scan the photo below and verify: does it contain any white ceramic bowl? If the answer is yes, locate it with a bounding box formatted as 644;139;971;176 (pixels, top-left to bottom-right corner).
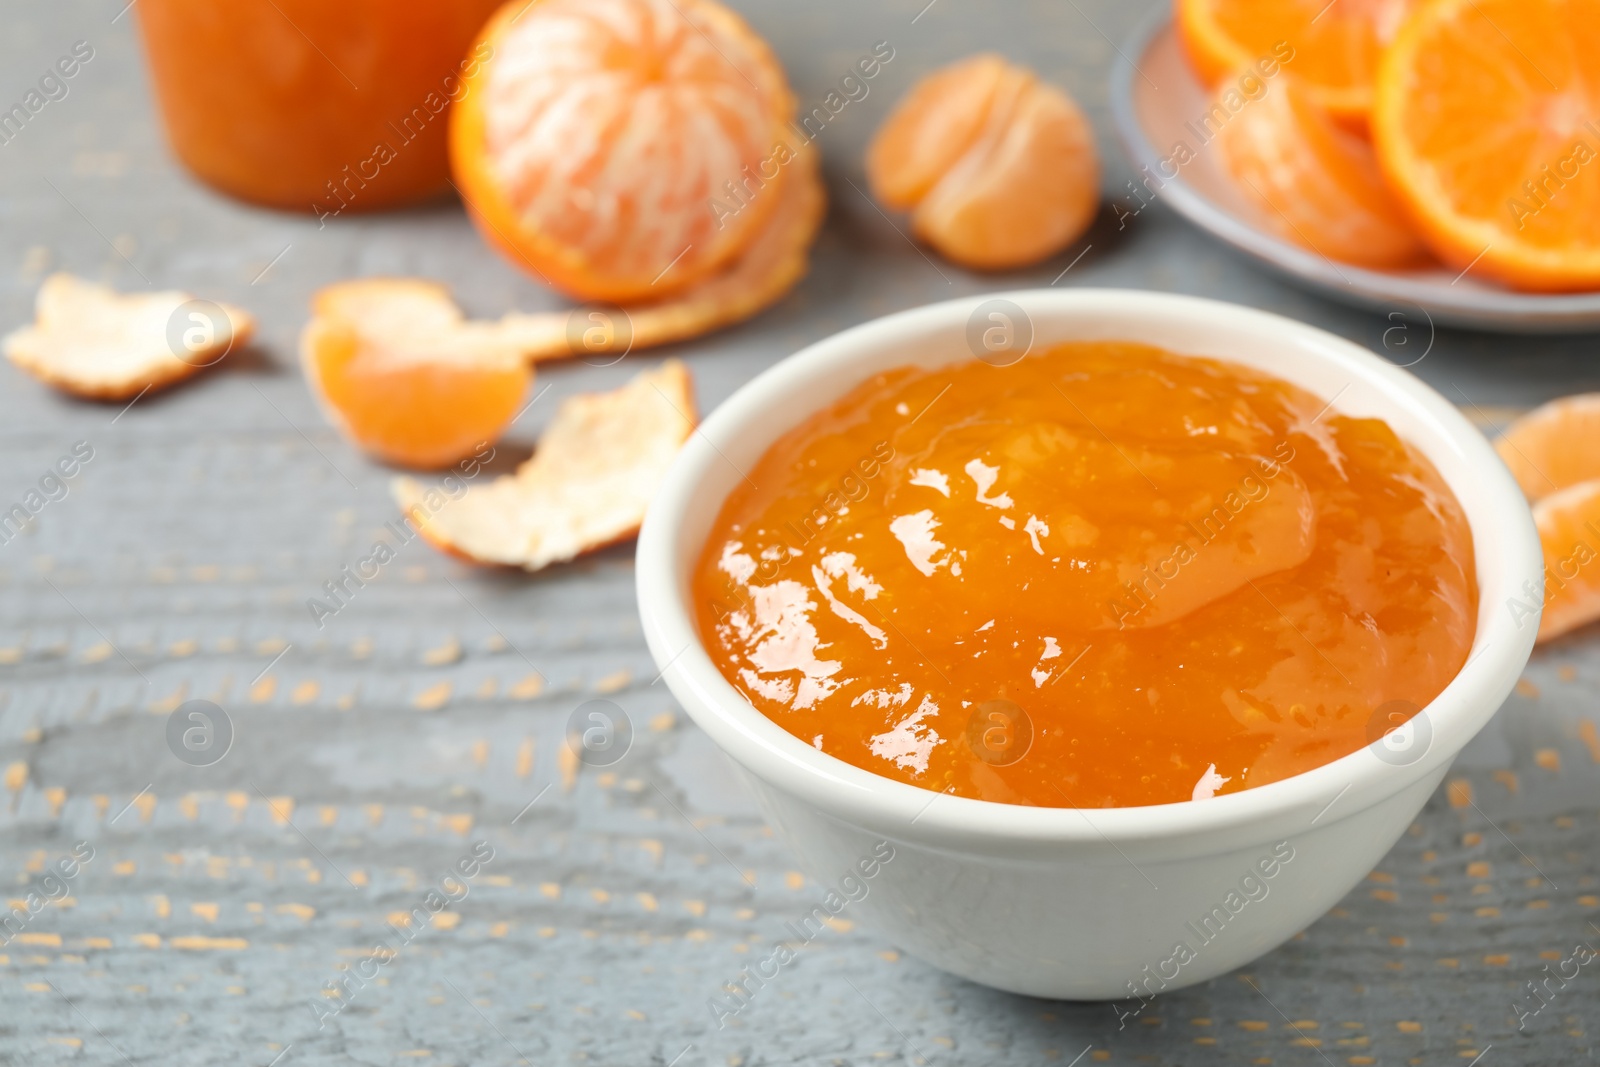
636;289;1542;1000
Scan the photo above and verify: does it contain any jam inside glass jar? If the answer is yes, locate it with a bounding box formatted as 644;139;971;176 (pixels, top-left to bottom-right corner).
136;0;504;213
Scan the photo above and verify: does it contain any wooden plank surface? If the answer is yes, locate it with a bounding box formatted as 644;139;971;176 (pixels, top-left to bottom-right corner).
2;1;1598;1064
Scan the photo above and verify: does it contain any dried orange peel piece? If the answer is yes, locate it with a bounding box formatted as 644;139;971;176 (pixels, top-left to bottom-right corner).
1215;75;1424;268
393;360;696;570
1495;394;1600;502
1532;480;1600;642
451;0;798;302
301;278;532;471
866;54;1099;270
1177;0;1409;129
4;273;254;400
1373;0;1600;291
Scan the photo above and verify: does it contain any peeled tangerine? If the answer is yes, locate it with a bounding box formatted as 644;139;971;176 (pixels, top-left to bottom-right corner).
450;0;800;302
866;54;1099;270
1215;75;1424;268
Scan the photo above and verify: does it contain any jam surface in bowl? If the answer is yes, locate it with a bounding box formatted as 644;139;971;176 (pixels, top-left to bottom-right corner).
692;341;1477;807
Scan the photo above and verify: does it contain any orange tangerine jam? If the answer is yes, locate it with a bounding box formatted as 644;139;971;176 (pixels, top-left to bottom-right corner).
692;341;1477;808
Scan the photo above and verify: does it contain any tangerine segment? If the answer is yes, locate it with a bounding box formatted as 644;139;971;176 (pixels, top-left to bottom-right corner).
301;279;530;471
1216;75;1425;268
867;56;1099;270
1373;0;1600;291
311;277;461;330
451;0;796;303
1495;394;1600;501
1177;0;1410;127
1532;480;1600;642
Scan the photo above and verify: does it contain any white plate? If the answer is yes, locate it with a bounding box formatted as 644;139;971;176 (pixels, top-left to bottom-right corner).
1107;10;1600;333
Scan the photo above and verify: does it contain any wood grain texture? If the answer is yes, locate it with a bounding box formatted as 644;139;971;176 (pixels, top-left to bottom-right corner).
2;1;1598;1064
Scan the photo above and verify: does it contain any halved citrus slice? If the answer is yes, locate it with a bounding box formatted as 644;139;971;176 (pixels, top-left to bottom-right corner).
301;279;531;470
450;0;797;303
1532;479;1600;642
1373;0;1600;291
1216;75;1425;267
1495;394;1600;501
1177;0;1410;128
866;55;1099;270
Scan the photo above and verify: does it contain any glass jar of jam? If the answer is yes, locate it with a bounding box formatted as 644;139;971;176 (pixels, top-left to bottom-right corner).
136;0;505;214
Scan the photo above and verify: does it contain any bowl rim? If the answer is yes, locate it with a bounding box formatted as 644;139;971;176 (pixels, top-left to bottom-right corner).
635;288;1542;844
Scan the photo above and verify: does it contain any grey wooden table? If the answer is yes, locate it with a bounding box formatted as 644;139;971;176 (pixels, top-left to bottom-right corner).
3;1;1599;1064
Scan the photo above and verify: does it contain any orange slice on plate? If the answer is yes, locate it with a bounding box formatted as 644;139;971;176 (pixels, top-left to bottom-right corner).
393;360;696;570
1215;75;1425;268
1373;0;1600;291
1532;479;1600;642
450;0;797;303
1176;0;1410;128
866;54;1099;270
301;279;531;470
1495;393;1600;501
